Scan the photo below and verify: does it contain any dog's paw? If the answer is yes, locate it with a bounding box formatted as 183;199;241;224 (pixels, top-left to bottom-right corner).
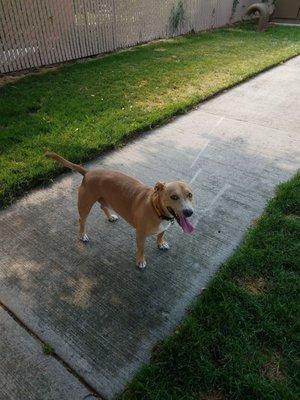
137;260;146;269
108;214;119;222
158;241;170;250
80;234;90;243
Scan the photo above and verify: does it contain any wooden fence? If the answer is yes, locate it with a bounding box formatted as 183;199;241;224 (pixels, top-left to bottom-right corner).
0;0;257;74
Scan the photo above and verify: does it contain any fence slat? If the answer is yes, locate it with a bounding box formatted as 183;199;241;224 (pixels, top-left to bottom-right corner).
65;0;77;60
0;0;10;73
39;0;55;65
92;0;101;55
17;0;38;69
52;0;70;63
2;0;23;71
31;1;53;65
10;0;28;70
66;0;80;60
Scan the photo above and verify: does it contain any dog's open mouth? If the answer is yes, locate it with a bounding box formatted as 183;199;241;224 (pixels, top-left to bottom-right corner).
167;207;194;234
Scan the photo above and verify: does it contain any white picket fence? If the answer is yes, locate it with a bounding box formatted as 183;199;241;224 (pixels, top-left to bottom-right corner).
0;0;256;74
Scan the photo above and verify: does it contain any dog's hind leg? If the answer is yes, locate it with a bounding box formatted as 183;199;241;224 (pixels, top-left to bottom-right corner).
98;200;118;222
78;187;95;242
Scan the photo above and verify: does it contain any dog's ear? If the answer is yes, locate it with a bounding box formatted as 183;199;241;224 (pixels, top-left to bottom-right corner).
154;181;166;192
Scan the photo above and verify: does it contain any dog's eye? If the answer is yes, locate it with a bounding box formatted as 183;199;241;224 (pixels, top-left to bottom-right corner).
187;193;193;199
170;195;179;200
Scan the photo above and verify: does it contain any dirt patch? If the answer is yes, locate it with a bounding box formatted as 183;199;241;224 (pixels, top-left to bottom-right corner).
236;277;267;294
261;355;285;381
137;80;148;88
0;66;59;87
251;217;261;226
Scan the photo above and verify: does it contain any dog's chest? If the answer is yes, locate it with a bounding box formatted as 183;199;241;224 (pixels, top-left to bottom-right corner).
157;219;172;234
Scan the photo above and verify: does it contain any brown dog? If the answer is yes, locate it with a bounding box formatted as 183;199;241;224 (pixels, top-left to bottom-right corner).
45;152;194;269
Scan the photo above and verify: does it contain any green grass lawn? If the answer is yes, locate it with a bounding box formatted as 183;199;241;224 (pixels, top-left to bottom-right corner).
1;23;300;208
118;173;300;400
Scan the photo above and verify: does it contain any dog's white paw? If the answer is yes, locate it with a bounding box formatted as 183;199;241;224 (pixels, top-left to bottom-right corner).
108;215;119;222
80;234;90;243
137;260;146;269
158;242;170;250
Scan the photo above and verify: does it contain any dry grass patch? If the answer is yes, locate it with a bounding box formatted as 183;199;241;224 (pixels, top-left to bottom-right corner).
236;277;267;295
285;214;300;220
201;392;224;400
261;355;285;381
251;217;261;226
154;47;167;52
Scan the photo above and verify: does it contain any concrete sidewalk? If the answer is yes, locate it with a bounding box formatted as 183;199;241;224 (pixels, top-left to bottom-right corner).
0;306;92;399
0;56;299;399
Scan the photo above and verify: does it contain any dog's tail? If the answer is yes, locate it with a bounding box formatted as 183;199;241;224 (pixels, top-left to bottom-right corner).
45;151;87;176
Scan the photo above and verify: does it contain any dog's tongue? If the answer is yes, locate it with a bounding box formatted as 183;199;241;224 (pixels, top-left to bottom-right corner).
179;215;194;234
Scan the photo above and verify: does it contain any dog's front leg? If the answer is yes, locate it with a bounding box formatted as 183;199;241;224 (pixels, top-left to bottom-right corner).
136;231;147;269
157;232;169;250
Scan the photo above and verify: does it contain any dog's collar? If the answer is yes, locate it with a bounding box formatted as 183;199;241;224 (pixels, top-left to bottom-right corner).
151;191;174;221
160;214;174;222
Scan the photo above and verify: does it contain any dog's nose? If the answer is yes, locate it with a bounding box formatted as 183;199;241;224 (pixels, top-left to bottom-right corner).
182;208;193;217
